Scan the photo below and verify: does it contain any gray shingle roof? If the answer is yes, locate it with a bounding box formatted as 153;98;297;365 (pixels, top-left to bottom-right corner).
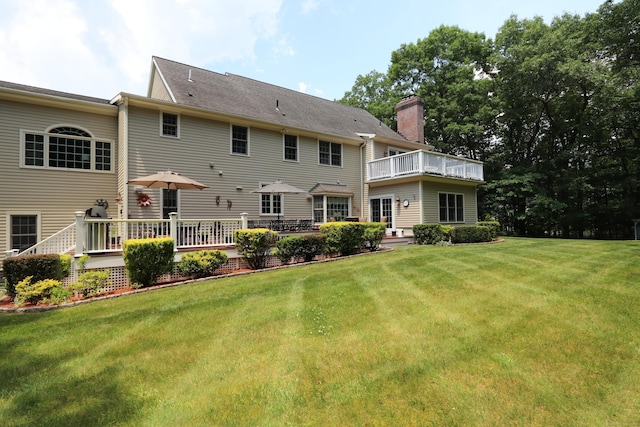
0;80;111;104
308;183;354;195
152;56;407;143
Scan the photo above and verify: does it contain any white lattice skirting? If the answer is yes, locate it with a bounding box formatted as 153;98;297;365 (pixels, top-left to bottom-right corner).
63;255;285;294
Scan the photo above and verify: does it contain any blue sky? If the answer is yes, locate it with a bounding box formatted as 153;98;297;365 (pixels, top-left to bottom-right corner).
0;0;606;101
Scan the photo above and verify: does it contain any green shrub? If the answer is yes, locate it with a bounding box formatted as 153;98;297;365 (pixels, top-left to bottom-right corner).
234;228;278;269
60;254;72;278
72;270;111;298
413;224;446;245
274;235;325;264
441;225;454;239
123;237;175;288
320;222;365;256
297;234;325;262
46;286;73;305
477;221;501;240
178;250;228;278
362;222;386;251
14;276;64;306
450;226;492;244
2;254;65;297
274;236;299;264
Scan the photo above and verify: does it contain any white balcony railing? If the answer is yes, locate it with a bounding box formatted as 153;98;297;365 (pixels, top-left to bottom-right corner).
367;150;484;182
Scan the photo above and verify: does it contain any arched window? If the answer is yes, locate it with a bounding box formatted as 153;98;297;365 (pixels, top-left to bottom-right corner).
22;126;112;172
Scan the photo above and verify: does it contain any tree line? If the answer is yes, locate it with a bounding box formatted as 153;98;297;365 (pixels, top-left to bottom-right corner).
340;0;639;238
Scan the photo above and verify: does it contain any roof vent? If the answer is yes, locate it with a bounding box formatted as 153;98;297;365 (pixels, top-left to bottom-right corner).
188;69;193;82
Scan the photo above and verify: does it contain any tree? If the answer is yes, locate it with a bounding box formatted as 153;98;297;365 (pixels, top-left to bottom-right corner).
387;25;498;160
339;70;399;128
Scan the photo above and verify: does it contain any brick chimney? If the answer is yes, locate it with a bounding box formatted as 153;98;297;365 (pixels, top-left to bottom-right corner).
395;96;425;144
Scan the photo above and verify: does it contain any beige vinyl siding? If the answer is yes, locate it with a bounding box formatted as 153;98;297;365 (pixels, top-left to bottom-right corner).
126;106;362;221
422;181;478;225
0;99;118;251
149;69;173;102
368;181;421;230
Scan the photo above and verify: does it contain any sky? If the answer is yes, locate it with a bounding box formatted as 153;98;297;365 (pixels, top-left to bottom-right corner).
0;0;607;101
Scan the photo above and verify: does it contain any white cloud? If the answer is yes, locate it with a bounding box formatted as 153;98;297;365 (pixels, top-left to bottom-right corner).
0;0;284;97
0;0;119;97
301;0;319;15
298;82;308;93
273;36;295;57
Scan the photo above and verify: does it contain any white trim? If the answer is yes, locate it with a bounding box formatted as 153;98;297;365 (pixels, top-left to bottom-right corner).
44;123;94;136
150;57;177;102
159;111;180;139
230;124;250;156
388;146;408;156
257;181;283;217
5;211;41;251
437;191;465;223
283;134;299;162
19;128;115;174
368;194;394;230
317;139;342;167
161;188;180;219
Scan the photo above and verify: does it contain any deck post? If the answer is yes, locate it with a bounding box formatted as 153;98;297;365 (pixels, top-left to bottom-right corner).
240;212;248;229
74;211;85;257
169;212;178;251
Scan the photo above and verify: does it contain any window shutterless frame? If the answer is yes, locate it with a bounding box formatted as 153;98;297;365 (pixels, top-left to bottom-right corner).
160;112;179;138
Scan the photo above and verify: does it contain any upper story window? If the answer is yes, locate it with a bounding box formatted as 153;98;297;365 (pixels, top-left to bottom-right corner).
319;140;341;166
284;134;298;161
231;125;249;155
22;126;112;172
161;112;179;137
439;193;464;223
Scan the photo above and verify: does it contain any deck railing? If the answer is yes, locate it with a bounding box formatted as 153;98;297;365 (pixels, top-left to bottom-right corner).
367;150;483;182
13;223;76;257
79;212;247;254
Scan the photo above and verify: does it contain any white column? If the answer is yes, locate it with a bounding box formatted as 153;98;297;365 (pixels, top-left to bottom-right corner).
169;212;178;251
74;211;85;257
240;212;248;229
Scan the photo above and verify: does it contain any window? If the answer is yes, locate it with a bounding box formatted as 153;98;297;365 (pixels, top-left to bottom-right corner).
24;134;44;166
259;184;281;216
162;189;178;219
22;127;112;172
313;195;350;223
313;196;324;223
439;193;464;222
327;197;349;221
284;134;298;161
10;215;38;252
162;113;179;137
319;140;341;166
388;147;407;156
231;125;249;155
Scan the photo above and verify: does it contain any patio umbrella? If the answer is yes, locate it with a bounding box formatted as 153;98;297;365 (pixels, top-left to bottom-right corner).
127;170;208;190
252;180;306;220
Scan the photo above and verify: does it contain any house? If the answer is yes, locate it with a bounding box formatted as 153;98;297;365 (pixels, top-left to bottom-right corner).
1;56;483;255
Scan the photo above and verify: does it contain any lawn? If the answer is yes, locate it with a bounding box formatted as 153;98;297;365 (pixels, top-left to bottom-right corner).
1;238;639;426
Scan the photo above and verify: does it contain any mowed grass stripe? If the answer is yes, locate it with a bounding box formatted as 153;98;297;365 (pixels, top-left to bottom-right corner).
1;238;639;426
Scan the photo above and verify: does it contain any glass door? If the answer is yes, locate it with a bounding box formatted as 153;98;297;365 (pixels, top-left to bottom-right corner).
370;197;392;229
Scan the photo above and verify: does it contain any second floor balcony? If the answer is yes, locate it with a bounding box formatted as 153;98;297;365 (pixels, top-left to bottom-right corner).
367;150;484;183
